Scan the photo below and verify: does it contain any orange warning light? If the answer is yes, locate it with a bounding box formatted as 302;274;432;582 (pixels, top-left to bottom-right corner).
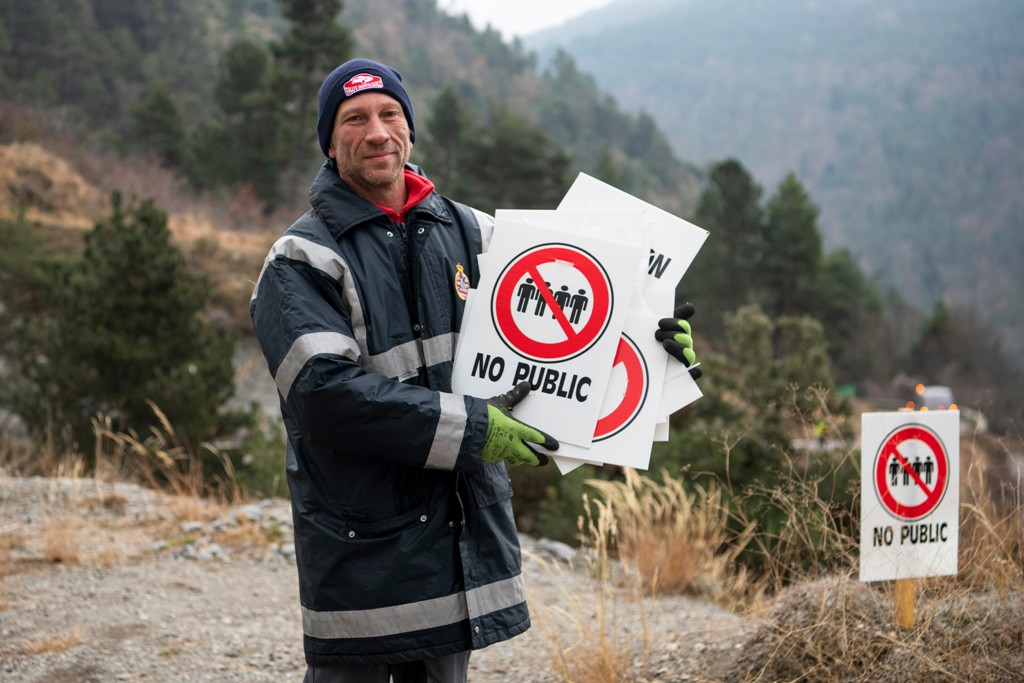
915;384;925;395
950;403;958;410
906;401;916;410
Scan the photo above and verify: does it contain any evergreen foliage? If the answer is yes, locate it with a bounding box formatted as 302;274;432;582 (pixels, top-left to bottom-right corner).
129;82;188;167
458;104;573;213
8;193;244;452
271;0;354;183
687;159;767;337
419;92;572;213
763;173;823;319
686;160;886;386
185;38;290;206
905;302;1024;432
0;212;56;367
0;0;217;131
649;305;851;570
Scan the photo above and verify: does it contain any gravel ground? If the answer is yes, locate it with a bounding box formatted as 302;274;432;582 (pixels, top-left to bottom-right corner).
0;473;753;682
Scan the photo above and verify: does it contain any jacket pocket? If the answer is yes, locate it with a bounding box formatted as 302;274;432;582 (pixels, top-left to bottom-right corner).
466;461;513;508
330;488;434;539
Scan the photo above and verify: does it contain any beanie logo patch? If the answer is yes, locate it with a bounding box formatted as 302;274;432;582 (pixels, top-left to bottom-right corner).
343;73;384;96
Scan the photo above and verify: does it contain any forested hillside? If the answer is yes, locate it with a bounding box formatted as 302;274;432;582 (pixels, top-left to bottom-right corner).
2;0;1022;439
529;0;1024;363
0;0;702;218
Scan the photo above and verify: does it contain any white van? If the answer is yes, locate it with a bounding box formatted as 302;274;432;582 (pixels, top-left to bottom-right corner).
918;385;956;410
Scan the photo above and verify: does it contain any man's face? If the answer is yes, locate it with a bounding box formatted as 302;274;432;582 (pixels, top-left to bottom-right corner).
328;92;412;194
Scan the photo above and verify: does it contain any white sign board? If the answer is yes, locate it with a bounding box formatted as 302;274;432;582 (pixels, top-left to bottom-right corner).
559;173;708;291
549;311;669;474
859;411;960;582
452;216;644;447
452;179;709;474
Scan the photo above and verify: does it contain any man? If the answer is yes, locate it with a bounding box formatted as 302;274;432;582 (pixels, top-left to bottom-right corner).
251;58;699;683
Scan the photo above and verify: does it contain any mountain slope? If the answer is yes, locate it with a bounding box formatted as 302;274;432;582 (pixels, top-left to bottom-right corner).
529;0;1024;362
337;0;704;214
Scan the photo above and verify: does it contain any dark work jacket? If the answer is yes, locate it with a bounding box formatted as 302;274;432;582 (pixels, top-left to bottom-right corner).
250;160;528;666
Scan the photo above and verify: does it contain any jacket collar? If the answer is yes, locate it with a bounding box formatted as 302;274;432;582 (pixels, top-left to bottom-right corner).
309;160;451;236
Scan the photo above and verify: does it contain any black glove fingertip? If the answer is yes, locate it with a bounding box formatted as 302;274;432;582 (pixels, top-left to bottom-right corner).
673;302;695;320
655;328;676;343
663;339;687;364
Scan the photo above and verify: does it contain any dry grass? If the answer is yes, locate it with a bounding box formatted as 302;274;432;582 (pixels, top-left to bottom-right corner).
1;404;246;530
714;431;1024;682
721;576;1024;682
42;516;81;564
0;525;26;575
215;519;279;549
956;432;1024;596
534;498;648;683
585;469;761;611
0;135;279;334
550;423;1024;682
13;629;83;656
89;403;245;517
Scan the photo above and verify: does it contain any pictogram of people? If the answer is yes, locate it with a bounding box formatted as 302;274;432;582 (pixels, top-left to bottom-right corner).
552;285;572;318
888;453;936;487
515;278;590;324
569;289;589;324
516;278;537;313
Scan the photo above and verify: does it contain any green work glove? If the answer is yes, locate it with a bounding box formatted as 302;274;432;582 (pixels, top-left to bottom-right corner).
655;302;703;380
483;381;558;466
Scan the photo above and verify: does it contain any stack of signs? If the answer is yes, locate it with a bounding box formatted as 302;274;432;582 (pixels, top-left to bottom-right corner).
451;173;708;474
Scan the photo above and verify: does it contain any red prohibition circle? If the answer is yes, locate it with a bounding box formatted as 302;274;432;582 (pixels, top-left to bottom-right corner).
594;334;648;441
874;424;949;521
492;243;612;362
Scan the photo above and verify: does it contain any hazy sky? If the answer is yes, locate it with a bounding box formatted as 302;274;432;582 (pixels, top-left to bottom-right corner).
438;0;616;39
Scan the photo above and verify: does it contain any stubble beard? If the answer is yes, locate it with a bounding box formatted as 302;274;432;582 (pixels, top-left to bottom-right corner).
337;142;410;193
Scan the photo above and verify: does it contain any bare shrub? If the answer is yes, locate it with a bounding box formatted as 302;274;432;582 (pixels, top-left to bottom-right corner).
586;468;760;611
957;433;1024;596
717;430;1024;681
91;402;244;515
722;576;1024;682
536;494;647;683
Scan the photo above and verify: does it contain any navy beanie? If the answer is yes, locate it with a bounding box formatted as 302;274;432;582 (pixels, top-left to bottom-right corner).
316;58;416;157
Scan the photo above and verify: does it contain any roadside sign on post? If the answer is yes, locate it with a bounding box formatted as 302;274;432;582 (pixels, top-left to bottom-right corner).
859;411;959;583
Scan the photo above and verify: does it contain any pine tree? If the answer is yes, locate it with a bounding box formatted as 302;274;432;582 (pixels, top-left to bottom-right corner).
13;193;242;451
686;159;766;336
186;39;289;206
130;82;187;167
457;104;572;213
422;85;471;191
272;0;354;190
762;173;823;319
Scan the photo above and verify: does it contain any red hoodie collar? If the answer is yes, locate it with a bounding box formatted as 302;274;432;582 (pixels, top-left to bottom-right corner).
374;169;436;223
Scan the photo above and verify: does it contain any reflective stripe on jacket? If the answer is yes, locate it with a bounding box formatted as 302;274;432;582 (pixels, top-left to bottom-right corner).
250;161;527;666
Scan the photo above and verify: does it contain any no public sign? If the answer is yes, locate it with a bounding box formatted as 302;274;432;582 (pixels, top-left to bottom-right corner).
873;424;950;521
860;411;960;583
492;243;613;362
